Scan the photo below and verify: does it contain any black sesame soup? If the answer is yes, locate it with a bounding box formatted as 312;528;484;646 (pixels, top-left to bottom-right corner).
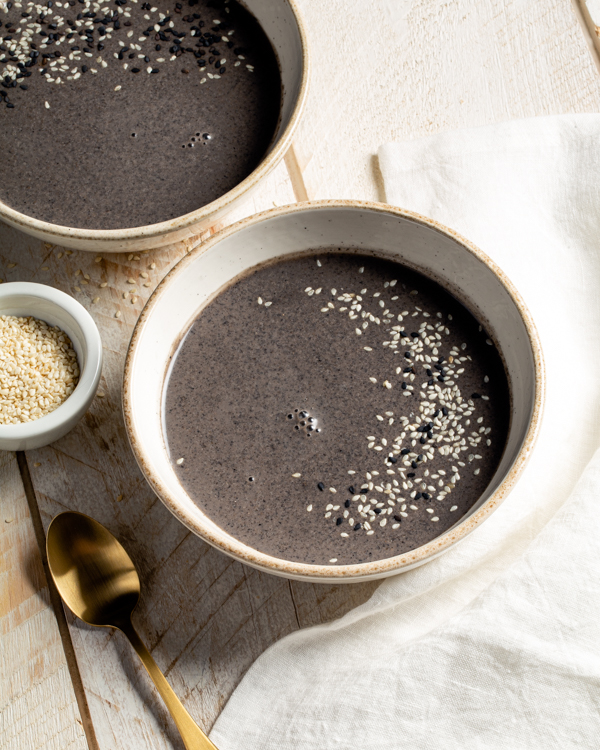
0;0;281;229
164;253;510;566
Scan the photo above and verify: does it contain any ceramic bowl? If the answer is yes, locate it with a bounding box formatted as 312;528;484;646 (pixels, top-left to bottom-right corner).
123;201;544;583
0;0;309;254
0;282;103;451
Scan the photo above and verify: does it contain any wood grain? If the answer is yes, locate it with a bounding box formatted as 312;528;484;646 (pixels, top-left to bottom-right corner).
0;451;87;750
3;0;600;747
578;0;600;66
292;0;600;203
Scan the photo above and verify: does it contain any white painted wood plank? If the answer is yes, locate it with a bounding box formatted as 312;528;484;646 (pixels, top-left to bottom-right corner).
292;0;600;203
0;451;87;750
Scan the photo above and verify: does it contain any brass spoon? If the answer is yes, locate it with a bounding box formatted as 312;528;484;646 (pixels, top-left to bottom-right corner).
46;511;218;750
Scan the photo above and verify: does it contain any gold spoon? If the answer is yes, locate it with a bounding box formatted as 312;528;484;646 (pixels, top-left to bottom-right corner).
46;511;218;750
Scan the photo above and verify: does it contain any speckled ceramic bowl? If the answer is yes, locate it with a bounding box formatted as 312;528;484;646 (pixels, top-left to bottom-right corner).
0;0;308;254
123;201;544;582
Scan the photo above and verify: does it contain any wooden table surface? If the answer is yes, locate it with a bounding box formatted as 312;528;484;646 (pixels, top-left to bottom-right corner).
2;1;600;748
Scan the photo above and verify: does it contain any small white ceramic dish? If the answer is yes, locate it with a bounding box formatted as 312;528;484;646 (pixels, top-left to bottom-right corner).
0;0;309;254
124;201;544;582
0;282;103;451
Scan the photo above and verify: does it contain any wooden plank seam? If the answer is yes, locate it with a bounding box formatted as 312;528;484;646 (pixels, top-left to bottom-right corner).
15;451;101;750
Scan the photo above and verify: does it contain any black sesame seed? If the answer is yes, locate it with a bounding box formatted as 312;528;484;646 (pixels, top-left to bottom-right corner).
410;332;419;338
374;508;382;515
411;461;418;469
336;517;343;526
471;392;481;399
401;382;407;390
417;454;424;461
388;457;397;464
131;67;140;72
344;499;351;508
400;448;410;455
354;523;362;531
422;493;430;500
81;64;88;71
155;43;161;50
393;515;402;523
407;472;415;478
150;67;159;73
348;486;355;494
317;482;325;491
404;353;411;359
419;436;426;444
415;492;422;500
19;84;27;89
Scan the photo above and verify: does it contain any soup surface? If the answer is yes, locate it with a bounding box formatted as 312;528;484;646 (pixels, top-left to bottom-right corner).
164;252;510;566
0;0;281;228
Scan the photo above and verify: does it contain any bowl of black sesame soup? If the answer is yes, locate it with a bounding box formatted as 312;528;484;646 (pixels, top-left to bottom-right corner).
0;281;102;450
0;0;308;252
124;200;544;582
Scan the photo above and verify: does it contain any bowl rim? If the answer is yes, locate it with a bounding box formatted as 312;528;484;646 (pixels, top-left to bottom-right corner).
123;199;545;581
0;281;103;440
0;0;310;245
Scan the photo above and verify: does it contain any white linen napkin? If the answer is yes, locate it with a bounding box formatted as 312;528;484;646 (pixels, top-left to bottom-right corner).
210;114;600;749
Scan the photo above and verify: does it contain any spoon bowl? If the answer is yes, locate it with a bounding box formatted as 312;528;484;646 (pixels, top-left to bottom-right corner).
47;511;217;750
47;512;140;627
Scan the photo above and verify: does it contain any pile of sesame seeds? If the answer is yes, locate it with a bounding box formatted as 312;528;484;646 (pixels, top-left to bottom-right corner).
0;0;255;109
282;258;498;554
0;314;79;423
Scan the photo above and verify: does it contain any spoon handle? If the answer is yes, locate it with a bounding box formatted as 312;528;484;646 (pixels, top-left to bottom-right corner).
121;620;218;750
